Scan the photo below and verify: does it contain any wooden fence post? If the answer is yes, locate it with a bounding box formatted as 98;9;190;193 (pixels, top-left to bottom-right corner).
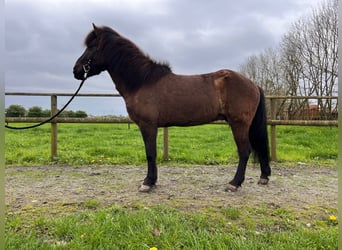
163;127;169;160
270;98;277;161
51;95;58;161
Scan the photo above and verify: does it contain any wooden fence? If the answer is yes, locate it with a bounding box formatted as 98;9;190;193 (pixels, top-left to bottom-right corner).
5;92;338;162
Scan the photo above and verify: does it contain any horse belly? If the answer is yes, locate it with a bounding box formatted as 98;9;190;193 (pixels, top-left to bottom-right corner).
126;74;223;127
157;86;220;126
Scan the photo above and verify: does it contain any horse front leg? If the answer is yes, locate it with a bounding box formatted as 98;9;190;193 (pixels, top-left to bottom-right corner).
138;124;158;192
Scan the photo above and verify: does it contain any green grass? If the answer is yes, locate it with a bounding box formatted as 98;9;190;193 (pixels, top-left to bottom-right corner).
5;123;337;166
5;124;338;249
5;205;338;249
276;126;337;163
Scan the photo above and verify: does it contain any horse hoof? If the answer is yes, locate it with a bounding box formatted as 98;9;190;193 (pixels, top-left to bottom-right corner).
139;184;154;193
225;183;238;192
258;178;269;185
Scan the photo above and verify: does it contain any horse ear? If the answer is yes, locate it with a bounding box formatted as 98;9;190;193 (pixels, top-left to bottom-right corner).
92;23;100;36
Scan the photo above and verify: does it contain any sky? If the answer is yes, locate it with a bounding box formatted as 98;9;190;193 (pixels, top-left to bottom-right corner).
5;0;322;116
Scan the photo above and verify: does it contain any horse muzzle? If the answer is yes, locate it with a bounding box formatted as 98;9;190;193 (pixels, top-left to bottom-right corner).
73;59;92;80
73;66;86;80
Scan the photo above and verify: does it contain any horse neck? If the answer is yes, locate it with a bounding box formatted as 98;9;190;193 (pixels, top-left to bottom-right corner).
107;71;132;98
104;51;147;96
103;39;171;96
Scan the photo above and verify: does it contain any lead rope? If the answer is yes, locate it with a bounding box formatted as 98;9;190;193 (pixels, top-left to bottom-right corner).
5;60;91;130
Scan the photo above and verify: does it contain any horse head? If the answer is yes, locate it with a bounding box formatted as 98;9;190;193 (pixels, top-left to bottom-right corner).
73;24;109;80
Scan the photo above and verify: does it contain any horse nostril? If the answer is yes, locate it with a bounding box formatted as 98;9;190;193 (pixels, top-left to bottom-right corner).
73;66;81;75
73;67;79;77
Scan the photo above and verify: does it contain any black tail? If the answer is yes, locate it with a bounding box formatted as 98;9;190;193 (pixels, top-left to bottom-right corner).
249;87;270;172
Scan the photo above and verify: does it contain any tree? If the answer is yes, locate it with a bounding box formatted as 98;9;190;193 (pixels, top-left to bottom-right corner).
74;110;88;118
42;109;51;117
5;105;26;117
59;109;88;117
239;0;338;119
27;106;44;117
239;47;286;96
280;0;338;118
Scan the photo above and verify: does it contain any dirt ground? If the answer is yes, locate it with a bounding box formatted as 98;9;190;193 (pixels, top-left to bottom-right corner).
5;164;337;218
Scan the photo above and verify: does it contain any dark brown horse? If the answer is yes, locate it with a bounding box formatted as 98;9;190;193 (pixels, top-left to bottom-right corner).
73;24;271;192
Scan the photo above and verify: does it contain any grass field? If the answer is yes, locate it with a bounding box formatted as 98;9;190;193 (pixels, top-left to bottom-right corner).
5;205;338;249
5;123;338;249
5;123;338;166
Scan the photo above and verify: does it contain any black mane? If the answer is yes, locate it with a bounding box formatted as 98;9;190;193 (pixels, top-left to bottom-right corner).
85;26;172;89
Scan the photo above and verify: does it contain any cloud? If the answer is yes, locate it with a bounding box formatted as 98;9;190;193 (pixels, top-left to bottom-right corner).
5;0;322;115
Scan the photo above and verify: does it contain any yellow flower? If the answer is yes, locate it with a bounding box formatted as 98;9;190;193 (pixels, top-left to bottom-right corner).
329;215;337;221
150;247;158;250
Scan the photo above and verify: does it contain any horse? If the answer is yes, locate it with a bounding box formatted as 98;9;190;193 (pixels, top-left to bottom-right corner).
73;24;271;192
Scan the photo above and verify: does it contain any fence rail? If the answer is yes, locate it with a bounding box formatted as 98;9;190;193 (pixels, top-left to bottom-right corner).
5;92;338;162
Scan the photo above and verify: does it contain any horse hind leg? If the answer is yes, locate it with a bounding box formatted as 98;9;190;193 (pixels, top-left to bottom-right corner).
249;126;271;185
226;123;251;192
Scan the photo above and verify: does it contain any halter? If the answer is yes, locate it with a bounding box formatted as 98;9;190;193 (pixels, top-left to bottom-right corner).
82;59;92;79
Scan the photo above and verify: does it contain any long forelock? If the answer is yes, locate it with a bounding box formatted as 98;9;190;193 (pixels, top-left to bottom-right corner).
84;26;120;47
84;31;97;47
